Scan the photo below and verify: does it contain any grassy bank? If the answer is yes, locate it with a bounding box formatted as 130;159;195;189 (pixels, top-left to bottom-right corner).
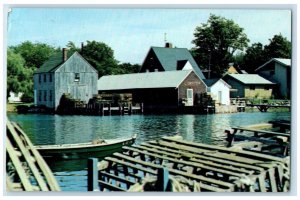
6;103;34;113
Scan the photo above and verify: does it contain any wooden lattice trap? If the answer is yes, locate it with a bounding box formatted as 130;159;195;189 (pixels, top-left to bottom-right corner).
90;136;290;192
6;119;60;192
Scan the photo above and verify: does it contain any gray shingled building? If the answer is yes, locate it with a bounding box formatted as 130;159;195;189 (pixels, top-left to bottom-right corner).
33;49;98;110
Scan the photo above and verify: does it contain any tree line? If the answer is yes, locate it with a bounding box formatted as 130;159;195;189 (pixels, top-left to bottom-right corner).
7;14;291;102
192;14;291;75
7;41;140;101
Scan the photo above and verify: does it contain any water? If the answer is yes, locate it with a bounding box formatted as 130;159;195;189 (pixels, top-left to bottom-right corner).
7;111;290;191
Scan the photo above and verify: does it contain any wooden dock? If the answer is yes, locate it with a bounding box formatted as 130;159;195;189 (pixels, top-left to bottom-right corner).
89;136;290;192
6;119;60;192
225;124;290;157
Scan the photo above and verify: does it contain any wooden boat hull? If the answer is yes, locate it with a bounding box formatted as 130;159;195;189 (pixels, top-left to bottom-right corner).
35;135;137;160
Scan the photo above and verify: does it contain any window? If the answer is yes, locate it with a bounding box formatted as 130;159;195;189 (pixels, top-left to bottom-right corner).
250;85;255;90
39;75;41;83
38;90;42;101
264;86;270;90
75;73;80;82
44;74;47;82
49;90;53;101
44;90;47;101
49;74;52;82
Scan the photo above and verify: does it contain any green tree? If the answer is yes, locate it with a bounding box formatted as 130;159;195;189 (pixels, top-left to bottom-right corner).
239;34;291;73
192;14;249;76
12;41;58;69
66;41;80;54
80;40;119;77
264;34;291;59
241;43;266;73
118;63;141;74
7;48;34;99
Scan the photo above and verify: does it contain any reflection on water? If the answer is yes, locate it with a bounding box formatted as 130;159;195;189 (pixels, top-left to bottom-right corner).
7;111;291;191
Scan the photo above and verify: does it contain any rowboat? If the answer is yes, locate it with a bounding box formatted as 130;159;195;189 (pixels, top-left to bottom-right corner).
34;134;137;160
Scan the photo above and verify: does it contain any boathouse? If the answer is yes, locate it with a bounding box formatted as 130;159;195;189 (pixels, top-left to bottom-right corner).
203;78;231;106
33;48;98;110
140;45;206;79
98;70;207;112
223;74;276;99
255;58;291;98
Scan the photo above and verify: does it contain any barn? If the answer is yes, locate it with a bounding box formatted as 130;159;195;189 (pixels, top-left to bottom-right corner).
139;45;206;79
97;70;207;111
33;48;98;111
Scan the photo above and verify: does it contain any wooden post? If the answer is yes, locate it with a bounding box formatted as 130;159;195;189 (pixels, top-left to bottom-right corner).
129;104;132;115
141;103;144;114
122;104;125;115
119;105;122;115
88;158;99;191
156;167;169;191
108;103;111;115
101;104;104;116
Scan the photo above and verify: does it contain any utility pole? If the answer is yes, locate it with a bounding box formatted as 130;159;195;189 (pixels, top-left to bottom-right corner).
208;49;211;79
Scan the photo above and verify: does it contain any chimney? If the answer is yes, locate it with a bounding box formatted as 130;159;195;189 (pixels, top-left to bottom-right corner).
62;48;68;62
165;42;173;48
81;42;84;52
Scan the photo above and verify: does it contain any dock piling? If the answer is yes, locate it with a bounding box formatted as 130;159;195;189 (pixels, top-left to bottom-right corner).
88;158;99;191
157;167;170;191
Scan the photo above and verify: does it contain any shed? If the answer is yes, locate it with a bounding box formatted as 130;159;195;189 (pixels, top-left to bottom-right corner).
256;58;291;98
223;74;276;99
34;49;98;110
98;70;207;109
203;79;231;105
140;46;206;79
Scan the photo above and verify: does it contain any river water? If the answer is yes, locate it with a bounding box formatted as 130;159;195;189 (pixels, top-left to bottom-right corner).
7;111;290;191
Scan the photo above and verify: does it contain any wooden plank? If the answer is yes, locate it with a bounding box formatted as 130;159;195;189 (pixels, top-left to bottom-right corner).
100;171;136;187
6;137;34;191
231;127;290;138
98;180;126;191
104;157;157;175
120;147;247;178
7;121;49;191
130;145;181;158
124;145;253;175
146;141;264;172
112;152;234;189
153;140;266;165
12;122;61;191
161;136;286;162
87;158;99;191
145;142;264;172
233;135;287;145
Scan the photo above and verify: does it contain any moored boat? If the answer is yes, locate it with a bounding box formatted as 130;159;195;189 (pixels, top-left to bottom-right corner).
34;134;137;159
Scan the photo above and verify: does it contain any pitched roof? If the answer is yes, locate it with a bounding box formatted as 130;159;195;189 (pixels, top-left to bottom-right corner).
34;51;74;73
203;78;231;88
256;58;291;72
203;79;220;87
226;74;275;85
150;47;205;79
98;70;195;91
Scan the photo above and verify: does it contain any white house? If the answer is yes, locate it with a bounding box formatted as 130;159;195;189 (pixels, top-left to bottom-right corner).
255;58;291;98
8;91;23;103
203;78;231;105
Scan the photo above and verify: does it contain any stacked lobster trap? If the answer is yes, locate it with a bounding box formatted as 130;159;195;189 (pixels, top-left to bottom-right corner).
90;136;290;192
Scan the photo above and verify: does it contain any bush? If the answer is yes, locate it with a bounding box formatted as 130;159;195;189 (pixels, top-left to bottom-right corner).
21;93;34;103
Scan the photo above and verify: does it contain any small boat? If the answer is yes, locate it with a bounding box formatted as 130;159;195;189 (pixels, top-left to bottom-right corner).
34;134;137;160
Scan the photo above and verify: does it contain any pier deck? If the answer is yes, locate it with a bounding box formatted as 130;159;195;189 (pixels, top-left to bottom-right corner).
91;136;290;192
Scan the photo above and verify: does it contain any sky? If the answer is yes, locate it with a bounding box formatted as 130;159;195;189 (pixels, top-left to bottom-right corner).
7;8;291;64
